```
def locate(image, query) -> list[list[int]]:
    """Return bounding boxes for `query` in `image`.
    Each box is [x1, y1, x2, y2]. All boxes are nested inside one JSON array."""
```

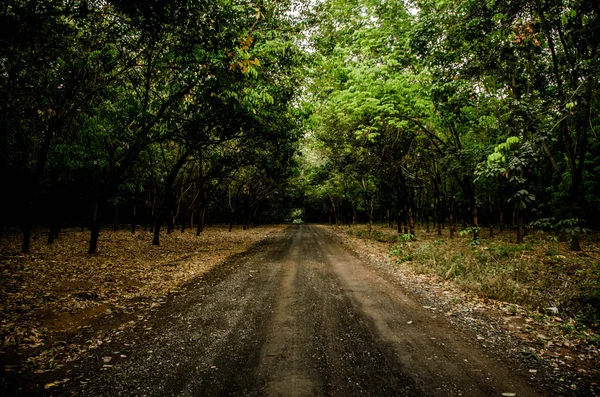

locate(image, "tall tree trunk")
[[408, 193, 415, 238], [154, 151, 189, 245], [149, 192, 156, 233], [436, 197, 442, 236], [516, 209, 524, 244], [88, 197, 101, 254], [196, 204, 205, 236], [229, 188, 241, 232], [329, 197, 338, 226], [470, 190, 479, 241], [398, 169, 414, 237], [448, 195, 456, 238], [131, 204, 137, 234], [153, 211, 161, 246], [21, 122, 57, 253]]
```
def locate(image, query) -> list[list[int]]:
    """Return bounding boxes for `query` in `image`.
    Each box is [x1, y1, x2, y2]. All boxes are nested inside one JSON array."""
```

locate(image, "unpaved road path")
[[65, 225, 541, 396]]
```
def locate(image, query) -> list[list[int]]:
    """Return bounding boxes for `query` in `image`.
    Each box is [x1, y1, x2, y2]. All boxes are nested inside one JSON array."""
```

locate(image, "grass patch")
[[338, 223, 600, 336]]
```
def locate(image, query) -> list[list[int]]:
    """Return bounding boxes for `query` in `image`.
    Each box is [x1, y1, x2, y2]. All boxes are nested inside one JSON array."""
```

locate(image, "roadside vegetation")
[[335, 223, 600, 345]]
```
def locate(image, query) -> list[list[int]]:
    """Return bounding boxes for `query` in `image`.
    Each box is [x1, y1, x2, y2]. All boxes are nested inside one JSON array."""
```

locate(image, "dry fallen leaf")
[[0, 226, 286, 374]]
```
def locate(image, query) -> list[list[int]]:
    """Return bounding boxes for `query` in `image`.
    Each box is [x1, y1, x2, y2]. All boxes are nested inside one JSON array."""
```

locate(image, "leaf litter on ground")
[[0, 225, 286, 376]]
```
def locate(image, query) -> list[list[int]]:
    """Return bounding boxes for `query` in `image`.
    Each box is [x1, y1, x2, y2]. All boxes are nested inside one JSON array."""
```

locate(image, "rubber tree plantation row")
[[2, 0, 599, 254], [1, 0, 310, 254], [300, 0, 600, 251]]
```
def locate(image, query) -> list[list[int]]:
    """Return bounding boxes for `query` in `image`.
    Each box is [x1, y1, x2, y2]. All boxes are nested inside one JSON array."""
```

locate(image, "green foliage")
[[529, 217, 591, 237], [460, 227, 481, 245], [389, 244, 412, 263], [486, 243, 531, 259], [302, 0, 599, 254], [2, 0, 600, 256], [1, 0, 311, 252]]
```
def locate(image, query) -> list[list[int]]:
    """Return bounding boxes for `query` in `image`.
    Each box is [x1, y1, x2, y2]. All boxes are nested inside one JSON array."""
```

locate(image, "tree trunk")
[[398, 170, 414, 237], [88, 198, 101, 254], [156, 151, 189, 244], [153, 212, 161, 246], [330, 197, 338, 226], [408, 204, 415, 238], [131, 204, 137, 234], [470, 196, 479, 241], [570, 197, 582, 251], [448, 195, 456, 238], [516, 209, 524, 244], [365, 198, 373, 234], [47, 202, 58, 244], [196, 205, 205, 236]]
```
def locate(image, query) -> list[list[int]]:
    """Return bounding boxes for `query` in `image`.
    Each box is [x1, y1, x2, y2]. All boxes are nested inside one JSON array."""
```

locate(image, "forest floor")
[[326, 223, 600, 394], [0, 225, 285, 388]]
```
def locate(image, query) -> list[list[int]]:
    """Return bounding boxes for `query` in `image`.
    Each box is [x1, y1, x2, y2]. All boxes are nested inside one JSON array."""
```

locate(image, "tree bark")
[[516, 209, 524, 244], [131, 204, 137, 234], [88, 198, 101, 254], [448, 195, 456, 238], [154, 151, 189, 245], [330, 197, 338, 226], [196, 204, 205, 236]]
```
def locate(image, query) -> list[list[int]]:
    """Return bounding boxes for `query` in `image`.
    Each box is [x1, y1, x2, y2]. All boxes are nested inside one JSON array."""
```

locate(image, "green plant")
[[389, 244, 412, 263], [443, 254, 466, 279], [400, 233, 414, 242], [545, 244, 559, 256], [460, 227, 481, 245], [529, 217, 591, 246], [487, 243, 531, 259], [556, 218, 591, 237]]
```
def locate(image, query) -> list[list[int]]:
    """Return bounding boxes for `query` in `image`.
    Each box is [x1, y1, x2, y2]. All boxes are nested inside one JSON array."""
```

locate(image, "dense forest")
[[1, 0, 599, 253]]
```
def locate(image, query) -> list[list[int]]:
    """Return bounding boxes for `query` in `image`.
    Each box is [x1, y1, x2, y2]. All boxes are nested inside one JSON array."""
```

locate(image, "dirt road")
[[66, 225, 540, 396]]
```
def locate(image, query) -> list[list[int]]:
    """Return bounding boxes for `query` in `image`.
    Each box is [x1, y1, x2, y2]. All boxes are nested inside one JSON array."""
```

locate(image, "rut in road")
[[77, 225, 540, 396]]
